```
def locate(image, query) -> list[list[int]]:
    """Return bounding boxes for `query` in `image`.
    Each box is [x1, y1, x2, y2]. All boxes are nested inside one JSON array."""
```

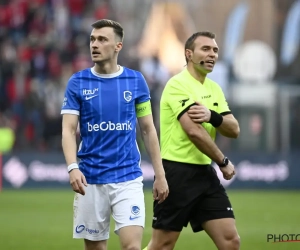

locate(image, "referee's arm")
[[217, 113, 240, 138], [179, 112, 225, 165], [187, 103, 239, 138]]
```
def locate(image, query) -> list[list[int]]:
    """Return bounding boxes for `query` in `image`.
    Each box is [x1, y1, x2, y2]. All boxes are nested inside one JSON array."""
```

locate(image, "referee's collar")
[[91, 65, 124, 78]]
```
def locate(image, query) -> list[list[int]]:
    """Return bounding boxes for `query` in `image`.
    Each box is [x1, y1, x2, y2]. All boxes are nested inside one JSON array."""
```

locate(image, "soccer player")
[[61, 19, 169, 250], [144, 32, 240, 250]]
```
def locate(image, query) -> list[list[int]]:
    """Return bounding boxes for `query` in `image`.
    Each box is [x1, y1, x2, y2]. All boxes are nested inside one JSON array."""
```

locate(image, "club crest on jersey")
[[124, 91, 132, 102]]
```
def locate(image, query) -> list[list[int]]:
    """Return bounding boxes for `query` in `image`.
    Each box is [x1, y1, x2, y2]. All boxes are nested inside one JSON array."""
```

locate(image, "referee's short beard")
[[195, 64, 212, 75]]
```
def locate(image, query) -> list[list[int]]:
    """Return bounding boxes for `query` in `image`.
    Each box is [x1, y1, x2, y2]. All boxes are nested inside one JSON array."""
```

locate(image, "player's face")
[[188, 36, 219, 73], [90, 27, 122, 63]]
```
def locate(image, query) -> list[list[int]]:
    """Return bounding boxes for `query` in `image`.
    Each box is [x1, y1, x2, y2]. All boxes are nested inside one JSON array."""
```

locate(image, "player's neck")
[[93, 62, 120, 75], [187, 64, 206, 84]]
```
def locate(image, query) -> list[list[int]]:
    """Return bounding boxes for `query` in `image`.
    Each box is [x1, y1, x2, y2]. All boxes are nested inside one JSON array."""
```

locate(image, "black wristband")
[[209, 110, 223, 127]]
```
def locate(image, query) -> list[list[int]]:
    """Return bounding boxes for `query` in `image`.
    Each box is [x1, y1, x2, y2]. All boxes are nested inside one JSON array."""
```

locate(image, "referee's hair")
[[91, 19, 124, 42], [184, 31, 216, 63]]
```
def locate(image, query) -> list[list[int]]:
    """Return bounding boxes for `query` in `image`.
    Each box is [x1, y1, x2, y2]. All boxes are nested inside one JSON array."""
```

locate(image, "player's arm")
[[136, 101, 169, 203], [137, 114, 165, 179], [62, 114, 78, 166], [62, 114, 87, 195], [135, 74, 166, 181], [61, 75, 87, 195], [179, 111, 225, 165]]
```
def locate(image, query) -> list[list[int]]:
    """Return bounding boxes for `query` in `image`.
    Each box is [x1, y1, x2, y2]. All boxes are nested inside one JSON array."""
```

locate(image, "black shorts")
[[152, 159, 235, 232]]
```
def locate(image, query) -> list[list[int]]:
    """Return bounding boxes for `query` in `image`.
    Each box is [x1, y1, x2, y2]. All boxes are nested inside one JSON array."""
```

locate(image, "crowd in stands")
[[0, 0, 170, 153], [2, 1, 299, 154]]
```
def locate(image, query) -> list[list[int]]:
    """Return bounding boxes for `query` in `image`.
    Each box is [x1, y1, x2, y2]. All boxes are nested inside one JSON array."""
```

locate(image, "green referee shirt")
[[160, 68, 231, 165]]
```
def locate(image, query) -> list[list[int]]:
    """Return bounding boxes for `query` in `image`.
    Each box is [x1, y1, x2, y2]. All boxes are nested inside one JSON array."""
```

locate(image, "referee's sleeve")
[[163, 82, 195, 120], [216, 86, 231, 115]]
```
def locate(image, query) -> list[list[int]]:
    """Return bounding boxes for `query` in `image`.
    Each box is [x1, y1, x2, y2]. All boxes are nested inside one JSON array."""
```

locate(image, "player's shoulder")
[[67, 68, 91, 83], [121, 66, 145, 79], [71, 68, 91, 79]]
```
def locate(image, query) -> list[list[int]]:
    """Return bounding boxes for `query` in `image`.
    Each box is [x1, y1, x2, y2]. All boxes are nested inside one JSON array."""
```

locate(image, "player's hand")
[[187, 101, 211, 123], [69, 169, 88, 195], [219, 161, 235, 180], [153, 176, 169, 204]]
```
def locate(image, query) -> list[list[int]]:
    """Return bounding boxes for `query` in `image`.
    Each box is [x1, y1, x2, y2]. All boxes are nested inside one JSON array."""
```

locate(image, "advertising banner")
[[0, 152, 298, 189]]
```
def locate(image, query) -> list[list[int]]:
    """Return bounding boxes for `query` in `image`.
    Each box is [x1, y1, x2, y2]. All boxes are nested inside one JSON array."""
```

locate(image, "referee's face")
[[192, 36, 219, 73], [90, 27, 122, 63]]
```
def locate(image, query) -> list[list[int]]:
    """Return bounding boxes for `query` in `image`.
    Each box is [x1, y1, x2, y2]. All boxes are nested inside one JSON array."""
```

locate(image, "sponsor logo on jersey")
[[87, 121, 133, 131], [83, 88, 99, 96]]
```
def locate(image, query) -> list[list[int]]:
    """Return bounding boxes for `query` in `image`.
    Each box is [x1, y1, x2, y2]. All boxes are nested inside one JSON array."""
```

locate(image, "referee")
[[145, 32, 240, 250]]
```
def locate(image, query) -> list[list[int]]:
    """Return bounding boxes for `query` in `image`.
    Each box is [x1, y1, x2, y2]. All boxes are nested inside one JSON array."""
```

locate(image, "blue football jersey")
[[61, 66, 150, 184]]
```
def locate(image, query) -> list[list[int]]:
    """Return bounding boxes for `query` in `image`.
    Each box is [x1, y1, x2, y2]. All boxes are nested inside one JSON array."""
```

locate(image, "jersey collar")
[[91, 66, 124, 78]]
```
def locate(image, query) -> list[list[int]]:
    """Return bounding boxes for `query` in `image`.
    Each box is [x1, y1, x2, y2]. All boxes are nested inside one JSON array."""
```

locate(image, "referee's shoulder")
[[165, 71, 184, 87], [206, 77, 223, 90]]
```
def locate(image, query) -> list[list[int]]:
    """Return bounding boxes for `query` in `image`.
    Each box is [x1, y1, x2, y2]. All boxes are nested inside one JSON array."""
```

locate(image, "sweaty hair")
[[184, 31, 216, 63], [91, 19, 124, 41]]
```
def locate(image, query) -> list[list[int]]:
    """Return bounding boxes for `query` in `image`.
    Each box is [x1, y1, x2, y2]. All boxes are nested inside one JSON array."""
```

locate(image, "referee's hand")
[[187, 101, 211, 123], [153, 176, 169, 204], [69, 169, 88, 195], [219, 161, 236, 180]]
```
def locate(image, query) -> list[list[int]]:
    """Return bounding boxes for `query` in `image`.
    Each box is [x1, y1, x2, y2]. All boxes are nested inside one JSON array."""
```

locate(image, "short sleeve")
[[61, 75, 80, 115], [216, 85, 231, 115], [162, 81, 196, 120], [135, 73, 151, 104]]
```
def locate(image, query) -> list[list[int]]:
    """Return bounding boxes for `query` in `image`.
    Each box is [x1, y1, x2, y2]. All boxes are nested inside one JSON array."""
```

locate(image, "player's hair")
[[91, 19, 124, 41], [184, 31, 216, 63]]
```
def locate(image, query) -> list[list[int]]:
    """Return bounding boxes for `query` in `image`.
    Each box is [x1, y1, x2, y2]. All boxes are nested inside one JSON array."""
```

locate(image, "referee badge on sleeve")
[[179, 98, 190, 107]]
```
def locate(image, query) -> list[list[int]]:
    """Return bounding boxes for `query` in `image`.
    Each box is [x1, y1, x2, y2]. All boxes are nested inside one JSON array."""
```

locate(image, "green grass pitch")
[[0, 189, 299, 250]]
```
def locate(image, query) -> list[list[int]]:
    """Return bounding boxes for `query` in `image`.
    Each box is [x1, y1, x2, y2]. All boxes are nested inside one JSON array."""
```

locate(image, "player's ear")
[[115, 42, 123, 52]]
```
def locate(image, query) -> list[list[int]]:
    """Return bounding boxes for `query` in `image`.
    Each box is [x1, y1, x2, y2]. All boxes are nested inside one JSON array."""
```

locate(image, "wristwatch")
[[218, 157, 229, 168]]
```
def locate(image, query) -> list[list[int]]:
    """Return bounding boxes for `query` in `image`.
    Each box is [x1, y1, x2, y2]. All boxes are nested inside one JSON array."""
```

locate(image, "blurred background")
[[0, 0, 300, 249]]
